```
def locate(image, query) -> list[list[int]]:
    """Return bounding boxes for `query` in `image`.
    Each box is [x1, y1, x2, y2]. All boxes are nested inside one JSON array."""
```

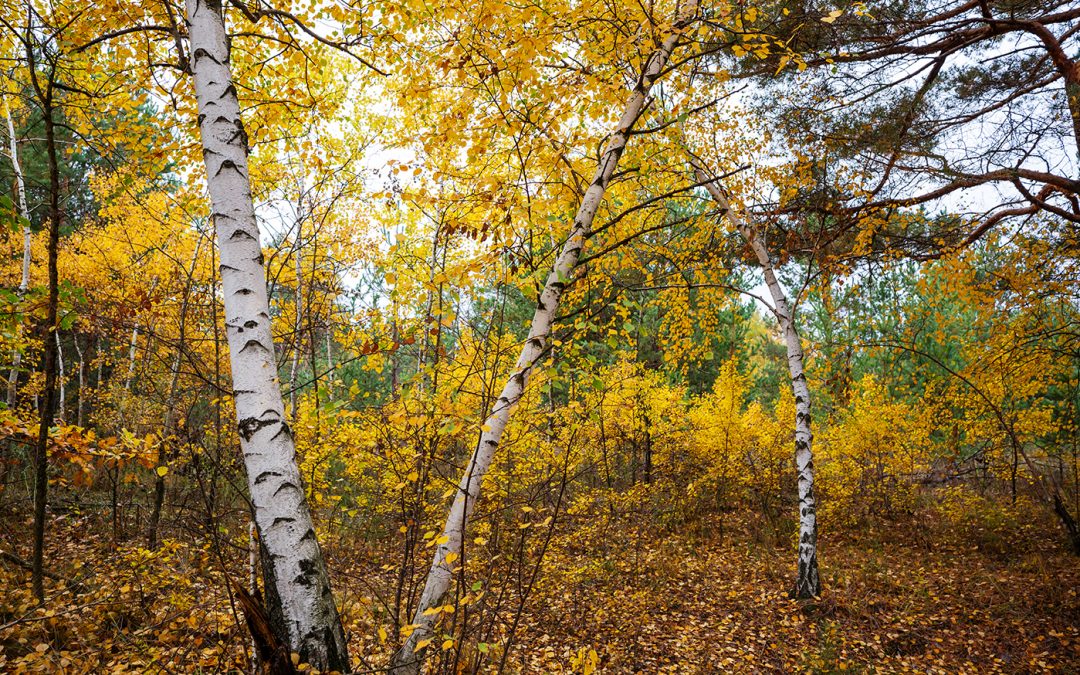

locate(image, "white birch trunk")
[[55, 331, 65, 423], [5, 94, 31, 408], [325, 327, 333, 401], [125, 324, 139, 393], [74, 334, 85, 427], [694, 165, 821, 598], [390, 5, 699, 670], [184, 1, 348, 668]]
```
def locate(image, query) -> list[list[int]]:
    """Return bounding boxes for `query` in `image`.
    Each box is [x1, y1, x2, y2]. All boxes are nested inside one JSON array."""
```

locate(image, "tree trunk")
[[55, 332, 65, 424], [148, 240, 201, 549], [184, 0, 348, 669], [4, 93, 31, 409], [29, 70, 61, 605], [124, 325, 138, 392], [390, 5, 699, 671], [694, 163, 821, 599], [74, 335, 86, 427]]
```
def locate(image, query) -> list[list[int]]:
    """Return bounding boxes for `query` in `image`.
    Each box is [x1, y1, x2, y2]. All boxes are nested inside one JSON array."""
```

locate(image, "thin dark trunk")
[[148, 240, 200, 549], [30, 59, 61, 604]]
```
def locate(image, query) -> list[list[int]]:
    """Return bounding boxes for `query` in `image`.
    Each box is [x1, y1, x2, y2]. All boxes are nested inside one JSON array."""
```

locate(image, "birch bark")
[[694, 164, 821, 599], [56, 332, 65, 423], [390, 4, 700, 671], [4, 94, 31, 408], [184, 0, 348, 668]]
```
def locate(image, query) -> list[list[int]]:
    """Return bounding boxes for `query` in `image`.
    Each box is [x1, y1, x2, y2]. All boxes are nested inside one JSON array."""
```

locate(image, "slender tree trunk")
[[29, 71, 61, 605], [148, 241, 201, 549], [55, 332, 65, 424], [125, 325, 138, 392], [74, 335, 86, 427], [694, 163, 821, 599], [324, 327, 333, 401], [390, 6, 699, 670], [4, 94, 31, 408], [185, 1, 348, 668]]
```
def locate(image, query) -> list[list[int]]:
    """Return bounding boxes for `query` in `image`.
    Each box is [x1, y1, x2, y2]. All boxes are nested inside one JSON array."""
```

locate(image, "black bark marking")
[[238, 416, 276, 441], [240, 339, 267, 354], [215, 159, 245, 177], [192, 47, 221, 65], [293, 558, 317, 586], [228, 121, 250, 150], [271, 422, 292, 442], [300, 528, 315, 542], [229, 228, 256, 241], [273, 482, 299, 497], [254, 470, 282, 485], [272, 517, 295, 527]]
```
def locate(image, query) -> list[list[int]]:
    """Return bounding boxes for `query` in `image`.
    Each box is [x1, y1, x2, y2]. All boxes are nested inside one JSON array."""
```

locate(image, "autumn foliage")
[[1, 0, 1079, 672]]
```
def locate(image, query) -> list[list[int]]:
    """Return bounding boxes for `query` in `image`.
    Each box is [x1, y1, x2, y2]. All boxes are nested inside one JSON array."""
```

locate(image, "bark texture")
[[694, 164, 821, 599], [184, 0, 348, 669], [390, 5, 700, 672]]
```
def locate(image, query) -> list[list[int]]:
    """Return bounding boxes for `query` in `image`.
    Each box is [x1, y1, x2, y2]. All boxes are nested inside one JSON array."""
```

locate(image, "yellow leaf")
[[156, 466, 168, 477], [378, 627, 388, 644], [441, 639, 454, 650], [414, 639, 432, 653]]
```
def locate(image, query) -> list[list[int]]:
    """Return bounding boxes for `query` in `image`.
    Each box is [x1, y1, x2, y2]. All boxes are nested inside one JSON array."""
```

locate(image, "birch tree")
[[3, 91, 31, 408], [391, 2, 701, 670], [693, 158, 821, 599], [184, 0, 348, 668]]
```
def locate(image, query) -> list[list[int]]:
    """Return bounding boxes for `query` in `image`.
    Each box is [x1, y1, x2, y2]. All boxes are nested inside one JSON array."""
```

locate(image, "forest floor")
[[1, 494, 1079, 673], [502, 509, 1080, 674]]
